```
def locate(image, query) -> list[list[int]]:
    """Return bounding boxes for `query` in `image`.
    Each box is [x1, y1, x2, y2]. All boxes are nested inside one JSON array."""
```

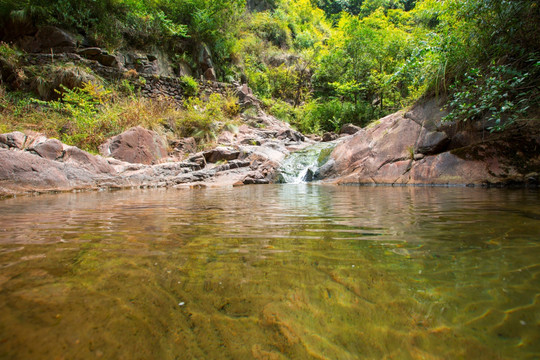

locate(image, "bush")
[[443, 64, 537, 131], [180, 75, 199, 97]]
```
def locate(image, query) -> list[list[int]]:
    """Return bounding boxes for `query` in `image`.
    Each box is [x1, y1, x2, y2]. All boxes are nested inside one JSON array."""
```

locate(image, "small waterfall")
[[277, 141, 336, 183]]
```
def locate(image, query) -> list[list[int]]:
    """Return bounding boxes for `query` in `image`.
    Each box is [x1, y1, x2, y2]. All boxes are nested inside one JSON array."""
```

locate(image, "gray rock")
[[416, 130, 450, 155], [177, 61, 192, 77], [277, 129, 305, 142], [313, 159, 335, 180], [340, 124, 361, 135], [198, 43, 214, 72]]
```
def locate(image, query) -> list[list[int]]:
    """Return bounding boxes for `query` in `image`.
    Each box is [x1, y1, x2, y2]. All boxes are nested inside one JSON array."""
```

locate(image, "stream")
[[0, 185, 539, 359], [277, 141, 337, 183]]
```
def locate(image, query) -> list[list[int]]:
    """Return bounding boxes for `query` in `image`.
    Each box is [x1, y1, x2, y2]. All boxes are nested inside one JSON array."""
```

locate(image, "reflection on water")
[[0, 185, 539, 359]]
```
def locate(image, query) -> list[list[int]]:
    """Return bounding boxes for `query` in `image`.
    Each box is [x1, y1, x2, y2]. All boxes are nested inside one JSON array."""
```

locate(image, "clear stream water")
[[0, 185, 539, 359]]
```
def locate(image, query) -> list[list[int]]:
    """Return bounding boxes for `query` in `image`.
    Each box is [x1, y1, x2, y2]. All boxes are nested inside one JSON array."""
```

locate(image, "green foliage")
[[443, 64, 536, 131], [49, 82, 111, 149], [177, 93, 240, 143], [2, 0, 538, 142], [250, 12, 292, 48], [180, 75, 199, 97], [0, 42, 22, 66]]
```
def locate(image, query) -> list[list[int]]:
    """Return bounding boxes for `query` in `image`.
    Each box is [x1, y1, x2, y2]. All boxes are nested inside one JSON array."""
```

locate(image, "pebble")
[[178, 302, 185, 306]]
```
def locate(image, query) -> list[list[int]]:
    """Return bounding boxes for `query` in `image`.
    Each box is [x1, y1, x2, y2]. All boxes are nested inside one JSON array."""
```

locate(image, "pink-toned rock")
[[325, 106, 540, 186], [330, 112, 420, 178], [23, 133, 48, 149], [100, 127, 168, 165], [217, 131, 235, 145], [170, 137, 197, 154], [61, 146, 115, 174], [0, 131, 26, 149], [0, 149, 70, 192], [30, 139, 64, 160], [203, 147, 240, 163]]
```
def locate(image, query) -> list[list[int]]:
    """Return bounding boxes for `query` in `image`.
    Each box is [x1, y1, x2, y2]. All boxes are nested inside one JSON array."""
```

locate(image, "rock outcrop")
[[17, 26, 77, 53], [320, 103, 540, 186]]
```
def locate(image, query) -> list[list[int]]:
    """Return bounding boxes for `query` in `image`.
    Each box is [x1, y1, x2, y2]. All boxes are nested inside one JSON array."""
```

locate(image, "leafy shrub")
[[443, 64, 537, 131], [180, 75, 199, 97]]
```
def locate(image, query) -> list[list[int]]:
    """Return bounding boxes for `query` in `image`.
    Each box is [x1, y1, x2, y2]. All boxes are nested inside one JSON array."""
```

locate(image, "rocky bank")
[[0, 111, 310, 197], [2, 98, 539, 197], [318, 99, 540, 186]]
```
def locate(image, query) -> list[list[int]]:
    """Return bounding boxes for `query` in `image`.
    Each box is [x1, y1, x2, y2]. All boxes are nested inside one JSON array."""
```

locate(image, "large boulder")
[[0, 149, 71, 192], [322, 104, 540, 186], [100, 127, 168, 165], [18, 26, 77, 53], [328, 112, 421, 179]]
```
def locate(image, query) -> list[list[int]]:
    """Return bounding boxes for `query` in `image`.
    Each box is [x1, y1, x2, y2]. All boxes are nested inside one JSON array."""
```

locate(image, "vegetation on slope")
[[0, 0, 538, 150]]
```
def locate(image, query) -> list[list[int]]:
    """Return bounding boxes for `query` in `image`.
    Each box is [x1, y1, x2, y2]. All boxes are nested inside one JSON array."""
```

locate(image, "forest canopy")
[[0, 0, 538, 134]]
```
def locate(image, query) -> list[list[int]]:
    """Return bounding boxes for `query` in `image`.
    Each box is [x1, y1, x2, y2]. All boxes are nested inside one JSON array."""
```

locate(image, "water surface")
[[0, 185, 539, 359]]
